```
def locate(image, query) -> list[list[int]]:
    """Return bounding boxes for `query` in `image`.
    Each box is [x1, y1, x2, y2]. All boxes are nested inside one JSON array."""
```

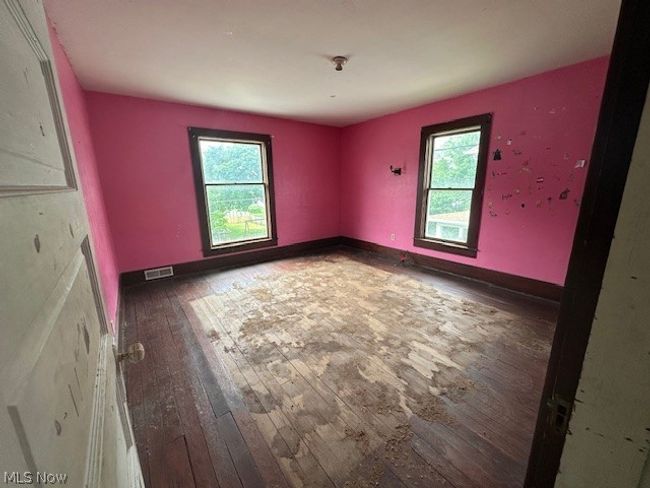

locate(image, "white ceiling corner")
[[44, 0, 621, 127]]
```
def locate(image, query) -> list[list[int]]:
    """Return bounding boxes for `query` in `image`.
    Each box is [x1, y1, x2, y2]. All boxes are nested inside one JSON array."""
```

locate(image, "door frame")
[[524, 0, 650, 485]]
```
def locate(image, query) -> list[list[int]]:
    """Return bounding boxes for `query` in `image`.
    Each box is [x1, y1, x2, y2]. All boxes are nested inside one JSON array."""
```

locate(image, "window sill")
[[203, 237, 278, 257], [413, 237, 477, 258]]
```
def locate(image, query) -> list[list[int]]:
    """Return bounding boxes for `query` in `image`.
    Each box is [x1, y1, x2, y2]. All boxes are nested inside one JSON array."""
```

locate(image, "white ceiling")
[[44, 0, 620, 127]]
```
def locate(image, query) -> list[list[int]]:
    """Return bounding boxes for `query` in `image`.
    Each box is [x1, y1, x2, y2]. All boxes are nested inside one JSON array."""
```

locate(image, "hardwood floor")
[[123, 249, 557, 488]]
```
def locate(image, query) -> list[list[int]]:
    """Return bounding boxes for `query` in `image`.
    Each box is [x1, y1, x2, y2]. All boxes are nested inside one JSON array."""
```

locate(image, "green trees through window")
[[425, 130, 481, 243], [199, 139, 270, 246], [415, 113, 491, 256]]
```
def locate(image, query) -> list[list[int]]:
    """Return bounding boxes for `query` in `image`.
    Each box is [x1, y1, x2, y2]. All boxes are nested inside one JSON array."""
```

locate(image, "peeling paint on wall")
[[339, 57, 609, 285]]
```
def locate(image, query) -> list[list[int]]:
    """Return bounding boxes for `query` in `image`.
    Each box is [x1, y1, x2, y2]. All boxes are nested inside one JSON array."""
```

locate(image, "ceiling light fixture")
[[332, 56, 348, 72]]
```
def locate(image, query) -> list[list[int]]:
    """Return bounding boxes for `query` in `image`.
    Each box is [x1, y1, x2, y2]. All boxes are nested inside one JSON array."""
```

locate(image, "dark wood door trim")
[[524, 0, 650, 485]]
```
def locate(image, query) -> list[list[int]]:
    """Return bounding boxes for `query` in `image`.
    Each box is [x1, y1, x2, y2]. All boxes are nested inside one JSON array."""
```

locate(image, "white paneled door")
[[0, 1, 142, 486]]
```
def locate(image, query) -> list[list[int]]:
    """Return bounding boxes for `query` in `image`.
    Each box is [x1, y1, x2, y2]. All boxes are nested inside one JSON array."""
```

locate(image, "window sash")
[[413, 113, 492, 257], [424, 188, 474, 245], [427, 131, 481, 190], [204, 182, 271, 247], [424, 129, 480, 245], [189, 127, 277, 256], [198, 139, 267, 185]]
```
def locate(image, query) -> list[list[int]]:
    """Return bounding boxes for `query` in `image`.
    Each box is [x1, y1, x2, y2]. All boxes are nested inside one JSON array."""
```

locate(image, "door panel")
[[0, 0, 75, 192], [0, 1, 142, 486], [3, 252, 100, 483], [0, 192, 89, 372]]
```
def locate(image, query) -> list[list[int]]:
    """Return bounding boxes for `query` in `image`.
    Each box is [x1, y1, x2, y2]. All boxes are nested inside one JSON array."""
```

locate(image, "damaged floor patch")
[[189, 253, 554, 487]]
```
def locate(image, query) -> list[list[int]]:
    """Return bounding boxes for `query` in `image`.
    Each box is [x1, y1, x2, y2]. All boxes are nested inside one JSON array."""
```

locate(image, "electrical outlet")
[[390, 233, 396, 241]]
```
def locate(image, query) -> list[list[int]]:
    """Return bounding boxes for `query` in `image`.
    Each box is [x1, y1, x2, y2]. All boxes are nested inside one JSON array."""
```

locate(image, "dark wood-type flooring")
[[123, 249, 558, 488]]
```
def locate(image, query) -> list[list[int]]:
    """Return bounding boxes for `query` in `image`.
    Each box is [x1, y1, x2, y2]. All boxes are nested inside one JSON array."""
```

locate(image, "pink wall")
[[340, 58, 609, 285], [49, 25, 120, 328], [79, 57, 607, 287], [84, 93, 341, 273]]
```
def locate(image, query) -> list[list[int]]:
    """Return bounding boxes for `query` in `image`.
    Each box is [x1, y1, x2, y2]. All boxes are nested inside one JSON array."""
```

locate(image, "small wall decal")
[[575, 159, 587, 168], [493, 149, 502, 160], [559, 188, 570, 200]]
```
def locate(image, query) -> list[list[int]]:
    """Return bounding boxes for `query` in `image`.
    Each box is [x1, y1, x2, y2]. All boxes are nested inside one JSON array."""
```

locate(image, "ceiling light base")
[[332, 56, 348, 71]]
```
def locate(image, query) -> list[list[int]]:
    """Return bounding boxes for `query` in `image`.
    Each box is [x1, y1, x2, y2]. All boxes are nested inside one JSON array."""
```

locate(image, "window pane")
[[425, 190, 473, 243], [200, 140, 263, 183], [206, 184, 268, 245], [430, 130, 480, 189]]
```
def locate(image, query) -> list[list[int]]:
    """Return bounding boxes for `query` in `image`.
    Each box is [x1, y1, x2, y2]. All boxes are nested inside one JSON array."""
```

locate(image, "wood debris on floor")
[[124, 251, 556, 488]]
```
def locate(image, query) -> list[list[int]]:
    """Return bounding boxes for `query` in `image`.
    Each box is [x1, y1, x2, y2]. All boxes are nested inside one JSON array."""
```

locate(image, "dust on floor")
[[190, 254, 552, 487]]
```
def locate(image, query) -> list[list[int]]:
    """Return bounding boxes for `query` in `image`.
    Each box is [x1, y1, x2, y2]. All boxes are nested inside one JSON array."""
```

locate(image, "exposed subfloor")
[[123, 249, 557, 488]]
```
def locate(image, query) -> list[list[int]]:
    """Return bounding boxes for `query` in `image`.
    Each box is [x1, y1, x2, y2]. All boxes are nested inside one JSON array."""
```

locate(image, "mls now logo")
[[4, 471, 68, 484]]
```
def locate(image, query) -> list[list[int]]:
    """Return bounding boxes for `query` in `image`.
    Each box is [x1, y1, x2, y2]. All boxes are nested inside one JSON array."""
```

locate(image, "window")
[[414, 114, 492, 257], [189, 127, 277, 255]]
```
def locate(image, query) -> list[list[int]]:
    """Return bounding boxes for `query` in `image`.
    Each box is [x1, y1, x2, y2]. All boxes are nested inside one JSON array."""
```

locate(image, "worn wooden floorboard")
[[207, 306, 335, 487], [125, 290, 150, 486], [124, 250, 556, 487], [169, 290, 243, 488], [177, 281, 291, 488], [154, 287, 218, 488], [203, 291, 449, 488]]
